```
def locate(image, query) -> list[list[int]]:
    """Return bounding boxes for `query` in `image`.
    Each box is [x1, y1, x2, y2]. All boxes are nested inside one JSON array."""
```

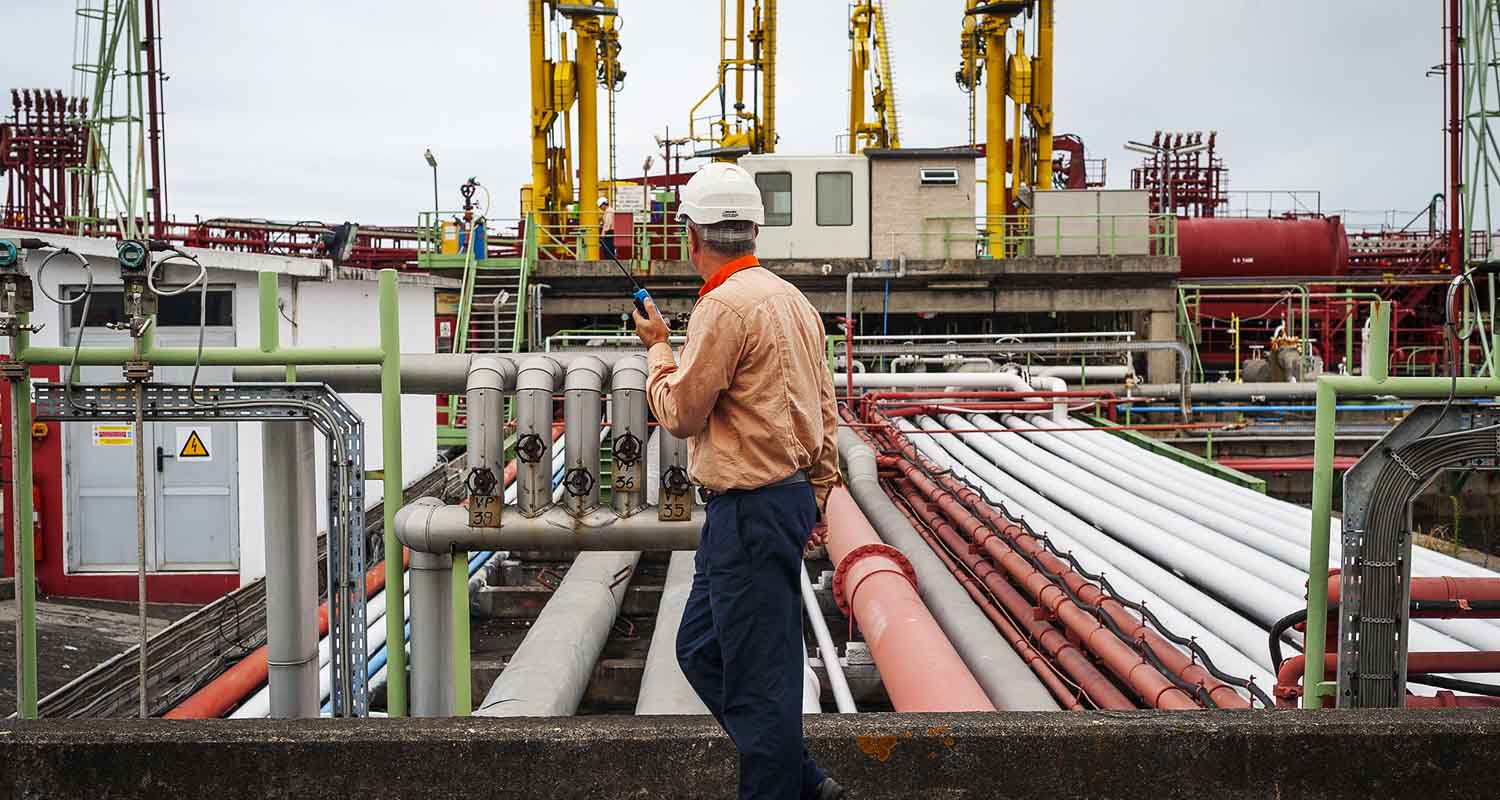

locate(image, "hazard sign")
[[92, 424, 133, 447], [175, 427, 212, 461]]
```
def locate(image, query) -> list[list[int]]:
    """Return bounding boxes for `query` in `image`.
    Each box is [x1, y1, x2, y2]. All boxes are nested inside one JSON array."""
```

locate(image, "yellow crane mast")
[[688, 0, 778, 159], [528, 0, 624, 259], [956, 0, 1054, 257], [848, 0, 902, 152]]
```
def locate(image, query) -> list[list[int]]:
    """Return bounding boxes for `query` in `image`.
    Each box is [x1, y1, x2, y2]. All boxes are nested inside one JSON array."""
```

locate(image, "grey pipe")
[[562, 357, 609, 521], [410, 546, 455, 717], [845, 261, 906, 330], [262, 421, 320, 718], [465, 357, 511, 481], [657, 426, 693, 521], [610, 355, 649, 517], [516, 356, 562, 517], [635, 551, 710, 715], [837, 429, 1060, 711], [395, 501, 703, 553], [1131, 381, 1318, 401], [476, 550, 642, 717], [233, 352, 647, 393]]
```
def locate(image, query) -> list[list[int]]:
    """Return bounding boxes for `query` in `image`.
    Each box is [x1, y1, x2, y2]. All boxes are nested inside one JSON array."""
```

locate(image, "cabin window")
[[919, 168, 960, 187], [815, 172, 854, 227], [755, 172, 793, 227]]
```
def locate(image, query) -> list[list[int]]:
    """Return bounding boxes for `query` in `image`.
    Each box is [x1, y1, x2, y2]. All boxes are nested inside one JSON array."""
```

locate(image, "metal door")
[[64, 298, 240, 573]]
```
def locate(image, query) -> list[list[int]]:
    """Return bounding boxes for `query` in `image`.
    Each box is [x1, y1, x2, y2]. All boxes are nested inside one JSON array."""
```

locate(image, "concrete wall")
[[3, 711, 1495, 799], [13, 245, 435, 588], [870, 156, 978, 262]]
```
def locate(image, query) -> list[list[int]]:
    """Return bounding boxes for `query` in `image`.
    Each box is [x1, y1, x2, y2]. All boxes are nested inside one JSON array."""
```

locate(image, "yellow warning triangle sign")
[[179, 430, 210, 458]]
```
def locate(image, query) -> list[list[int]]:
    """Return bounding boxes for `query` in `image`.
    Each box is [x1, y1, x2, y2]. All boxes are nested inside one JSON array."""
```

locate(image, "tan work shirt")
[[647, 265, 841, 511]]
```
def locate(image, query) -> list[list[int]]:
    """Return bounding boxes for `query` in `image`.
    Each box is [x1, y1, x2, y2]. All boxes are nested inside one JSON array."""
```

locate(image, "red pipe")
[[1275, 652, 1500, 708], [1215, 457, 1358, 472], [1327, 575, 1500, 617], [893, 479, 1136, 710], [879, 424, 1250, 708], [884, 487, 1086, 710], [823, 487, 995, 712]]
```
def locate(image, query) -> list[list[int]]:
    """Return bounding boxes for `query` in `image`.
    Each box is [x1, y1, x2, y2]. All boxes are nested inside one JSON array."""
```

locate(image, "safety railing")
[[1219, 190, 1323, 219], [916, 213, 1178, 260]]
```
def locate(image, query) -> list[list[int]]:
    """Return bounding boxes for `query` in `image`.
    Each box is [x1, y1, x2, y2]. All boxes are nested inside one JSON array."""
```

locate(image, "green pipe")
[[452, 550, 471, 715], [1344, 290, 1355, 374], [259, 272, 279, 354], [1301, 302, 1500, 708], [16, 345, 383, 367], [9, 340, 37, 718], [378, 269, 407, 717]]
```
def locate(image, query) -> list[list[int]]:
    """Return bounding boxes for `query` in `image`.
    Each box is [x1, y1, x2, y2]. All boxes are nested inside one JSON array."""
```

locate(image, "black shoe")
[[816, 777, 846, 799]]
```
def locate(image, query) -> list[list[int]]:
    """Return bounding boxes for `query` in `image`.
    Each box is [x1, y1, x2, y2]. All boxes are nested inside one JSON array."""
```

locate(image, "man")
[[632, 162, 845, 800], [598, 196, 618, 259]]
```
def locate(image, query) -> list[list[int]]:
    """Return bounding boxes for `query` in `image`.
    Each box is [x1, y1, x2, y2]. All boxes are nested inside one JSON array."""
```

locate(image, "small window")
[[64, 287, 235, 329], [755, 172, 793, 227], [919, 168, 960, 187], [815, 172, 854, 227]]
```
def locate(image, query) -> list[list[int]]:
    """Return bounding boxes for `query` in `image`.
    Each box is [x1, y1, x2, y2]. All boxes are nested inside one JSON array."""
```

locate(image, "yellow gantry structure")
[[688, 0, 778, 158], [957, 0, 1054, 257], [848, 0, 902, 152], [528, 0, 624, 259]]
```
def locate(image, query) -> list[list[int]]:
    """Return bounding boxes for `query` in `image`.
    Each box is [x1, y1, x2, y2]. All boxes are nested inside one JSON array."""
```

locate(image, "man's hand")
[[632, 297, 670, 348], [805, 521, 828, 558]]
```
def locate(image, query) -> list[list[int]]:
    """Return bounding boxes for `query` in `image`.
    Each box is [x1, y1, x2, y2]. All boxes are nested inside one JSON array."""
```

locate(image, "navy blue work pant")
[[677, 482, 826, 800]]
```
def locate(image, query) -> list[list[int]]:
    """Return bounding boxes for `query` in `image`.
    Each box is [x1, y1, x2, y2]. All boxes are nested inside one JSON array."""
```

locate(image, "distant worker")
[[633, 162, 844, 800], [598, 195, 617, 259]]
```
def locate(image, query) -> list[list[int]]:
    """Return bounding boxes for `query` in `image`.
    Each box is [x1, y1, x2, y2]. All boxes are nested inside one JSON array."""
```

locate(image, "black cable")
[[1268, 606, 1308, 670], [1408, 673, 1500, 697]]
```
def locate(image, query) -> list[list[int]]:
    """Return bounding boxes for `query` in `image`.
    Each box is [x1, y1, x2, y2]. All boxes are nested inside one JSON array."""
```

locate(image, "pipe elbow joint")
[[516, 356, 563, 392], [467, 355, 516, 392], [393, 497, 450, 553], [564, 355, 611, 393]]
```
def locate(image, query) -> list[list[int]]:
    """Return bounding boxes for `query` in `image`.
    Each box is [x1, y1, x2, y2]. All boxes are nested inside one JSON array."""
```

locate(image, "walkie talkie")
[[610, 255, 652, 317]]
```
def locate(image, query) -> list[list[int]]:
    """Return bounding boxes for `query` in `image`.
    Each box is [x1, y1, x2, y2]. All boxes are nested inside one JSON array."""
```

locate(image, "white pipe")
[[635, 551, 711, 715], [262, 421, 319, 718], [800, 563, 857, 714], [1028, 376, 1069, 422], [475, 550, 642, 717], [833, 372, 1034, 389], [802, 661, 822, 714], [901, 417, 1274, 686], [958, 412, 1310, 619], [1030, 365, 1132, 381]]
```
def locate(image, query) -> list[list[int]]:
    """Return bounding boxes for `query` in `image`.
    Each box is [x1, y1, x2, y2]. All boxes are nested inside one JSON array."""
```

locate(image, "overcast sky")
[[4, 1, 1443, 230]]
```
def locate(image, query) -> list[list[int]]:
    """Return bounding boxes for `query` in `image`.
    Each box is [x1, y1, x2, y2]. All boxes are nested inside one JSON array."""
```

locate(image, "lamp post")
[[424, 149, 439, 244]]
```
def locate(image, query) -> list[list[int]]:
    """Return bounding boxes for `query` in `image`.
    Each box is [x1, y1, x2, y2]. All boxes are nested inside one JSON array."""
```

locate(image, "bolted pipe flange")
[[612, 432, 643, 466], [515, 433, 546, 464], [466, 466, 498, 498], [661, 465, 692, 494], [563, 466, 596, 498], [830, 542, 918, 618]]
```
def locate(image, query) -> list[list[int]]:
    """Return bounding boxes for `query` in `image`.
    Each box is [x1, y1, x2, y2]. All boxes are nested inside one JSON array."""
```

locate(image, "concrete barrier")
[[1, 710, 1494, 798]]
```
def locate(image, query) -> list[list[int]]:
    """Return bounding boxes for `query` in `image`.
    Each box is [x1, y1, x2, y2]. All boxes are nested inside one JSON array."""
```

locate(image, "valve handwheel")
[[516, 433, 546, 464], [466, 466, 498, 497]]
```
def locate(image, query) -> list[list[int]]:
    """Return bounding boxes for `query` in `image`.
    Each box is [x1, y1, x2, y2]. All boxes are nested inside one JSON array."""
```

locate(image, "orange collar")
[[698, 255, 761, 299]]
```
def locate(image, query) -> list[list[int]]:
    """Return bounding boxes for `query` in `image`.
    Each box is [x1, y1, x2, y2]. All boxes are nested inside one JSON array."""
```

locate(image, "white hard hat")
[[598, 196, 610, 207], [676, 162, 765, 226]]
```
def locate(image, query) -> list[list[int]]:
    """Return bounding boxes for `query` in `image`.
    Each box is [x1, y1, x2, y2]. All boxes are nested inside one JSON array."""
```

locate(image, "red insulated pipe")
[[1275, 652, 1500, 708], [1327, 575, 1500, 617], [884, 430, 1250, 708], [884, 487, 1086, 710], [893, 479, 1136, 710], [823, 487, 995, 712], [1406, 693, 1500, 708]]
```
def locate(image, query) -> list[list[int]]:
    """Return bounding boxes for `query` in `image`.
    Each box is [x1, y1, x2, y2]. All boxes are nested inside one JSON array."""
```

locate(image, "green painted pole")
[[10, 320, 37, 717], [259, 272, 278, 354], [1344, 290, 1355, 374], [378, 270, 407, 717], [17, 345, 383, 367], [1303, 378, 1338, 709], [453, 551, 471, 715]]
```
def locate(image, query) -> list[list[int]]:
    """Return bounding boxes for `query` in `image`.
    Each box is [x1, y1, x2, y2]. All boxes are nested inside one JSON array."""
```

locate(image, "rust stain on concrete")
[[856, 734, 900, 763]]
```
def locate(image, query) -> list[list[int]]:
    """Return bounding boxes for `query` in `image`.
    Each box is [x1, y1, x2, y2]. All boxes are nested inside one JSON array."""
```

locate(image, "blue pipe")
[[329, 466, 567, 714]]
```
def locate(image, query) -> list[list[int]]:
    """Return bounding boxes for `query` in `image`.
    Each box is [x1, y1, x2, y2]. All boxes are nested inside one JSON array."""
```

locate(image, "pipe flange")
[[661, 465, 692, 494], [830, 542, 918, 617], [466, 466, 498, 498], [516, 433, 547, 464], [563, 466, 596, 497], [612, 432, 643, 466]]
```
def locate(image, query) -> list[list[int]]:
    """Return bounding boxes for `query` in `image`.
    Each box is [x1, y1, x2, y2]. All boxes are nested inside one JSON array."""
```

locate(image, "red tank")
[[1177, 216, 1349, 278]]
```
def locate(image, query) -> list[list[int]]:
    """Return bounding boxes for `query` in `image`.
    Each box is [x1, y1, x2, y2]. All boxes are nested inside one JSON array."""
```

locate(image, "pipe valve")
[[516, 433, 547, 464], [467, 466, 501, 529]]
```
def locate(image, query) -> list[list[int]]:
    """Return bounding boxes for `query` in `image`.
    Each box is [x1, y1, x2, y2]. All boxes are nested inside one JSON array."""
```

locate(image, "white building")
[[0, 229, 444, 602]]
